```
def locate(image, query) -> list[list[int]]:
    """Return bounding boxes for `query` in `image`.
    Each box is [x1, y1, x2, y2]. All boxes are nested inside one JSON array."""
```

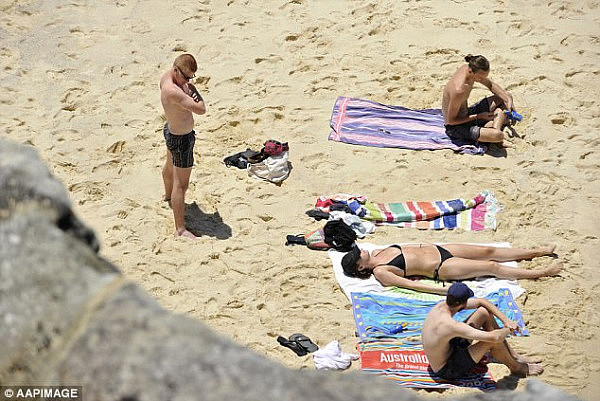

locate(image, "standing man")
[[422, 282, 543, 380], [442, 54, 514, 147], [160, 54, 206, 239]]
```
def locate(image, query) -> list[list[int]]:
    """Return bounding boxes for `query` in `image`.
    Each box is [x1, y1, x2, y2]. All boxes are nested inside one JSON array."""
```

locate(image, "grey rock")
[[0, 215, 119, 384], [0, 141, 99, 251]]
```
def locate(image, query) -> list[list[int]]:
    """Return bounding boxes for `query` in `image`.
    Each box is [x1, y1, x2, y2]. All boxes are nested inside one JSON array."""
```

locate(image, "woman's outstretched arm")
[[374, 266, 448, 295]]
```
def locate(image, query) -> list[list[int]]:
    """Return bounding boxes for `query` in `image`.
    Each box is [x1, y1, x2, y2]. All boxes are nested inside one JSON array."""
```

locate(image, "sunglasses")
[[176, 66, 195, 81]]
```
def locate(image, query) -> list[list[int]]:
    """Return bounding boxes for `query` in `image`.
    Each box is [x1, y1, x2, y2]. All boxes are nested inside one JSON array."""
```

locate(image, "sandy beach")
[[1, 0, 599, 399]]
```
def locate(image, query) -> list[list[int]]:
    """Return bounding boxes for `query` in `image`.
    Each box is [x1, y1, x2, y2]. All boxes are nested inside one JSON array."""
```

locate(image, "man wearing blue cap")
[[422, 282, 543, 380]]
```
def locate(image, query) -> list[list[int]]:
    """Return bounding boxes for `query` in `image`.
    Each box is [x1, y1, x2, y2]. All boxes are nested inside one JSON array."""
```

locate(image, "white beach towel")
[[329, 242, 525, 300]]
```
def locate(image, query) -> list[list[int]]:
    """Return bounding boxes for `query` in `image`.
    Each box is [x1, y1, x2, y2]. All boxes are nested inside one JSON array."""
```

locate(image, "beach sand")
[[1, 0, 599, 399]]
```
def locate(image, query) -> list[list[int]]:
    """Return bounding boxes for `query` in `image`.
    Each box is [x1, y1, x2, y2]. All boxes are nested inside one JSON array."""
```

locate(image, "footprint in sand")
[[254, 54, 284, 64], [91, 159, 121, 174], [68, 181, 106, 203], [549, 112, 573, 126], [106, 140, 126, 153], [301, 152, 340, 170], [60, 87, 88, 112]]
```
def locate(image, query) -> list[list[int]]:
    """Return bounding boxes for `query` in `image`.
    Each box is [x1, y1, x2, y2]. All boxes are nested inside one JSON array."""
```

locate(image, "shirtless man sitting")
[[422, 282, 544, 380], [442, 54, 514, 147]]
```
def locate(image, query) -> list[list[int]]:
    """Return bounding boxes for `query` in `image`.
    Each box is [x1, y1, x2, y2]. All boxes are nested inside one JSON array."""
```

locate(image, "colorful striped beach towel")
[[358, 341, 497, 391], [328, 96, 487, 155], [363, 191, 501, 231], [351, 290, 528, 341]]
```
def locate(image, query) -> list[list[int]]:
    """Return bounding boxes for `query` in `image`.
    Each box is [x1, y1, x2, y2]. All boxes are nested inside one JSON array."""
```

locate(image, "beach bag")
[[247, 151, 290, 183], [304, 228, 329, 250], [323, 220, 356, 252], [223, 149, 262, 169]]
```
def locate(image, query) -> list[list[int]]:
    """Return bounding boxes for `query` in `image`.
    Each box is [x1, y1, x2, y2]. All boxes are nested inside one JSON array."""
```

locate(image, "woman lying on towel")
[[341, 243, 562, 295]]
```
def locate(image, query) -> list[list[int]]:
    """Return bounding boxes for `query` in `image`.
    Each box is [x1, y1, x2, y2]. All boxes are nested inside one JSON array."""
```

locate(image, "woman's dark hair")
[[341, 246, 372, 279], [464, 54, 489, 72]]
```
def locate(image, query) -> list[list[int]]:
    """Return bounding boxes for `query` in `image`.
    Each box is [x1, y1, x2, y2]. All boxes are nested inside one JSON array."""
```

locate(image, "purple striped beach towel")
[[329, 96, 487, 155]]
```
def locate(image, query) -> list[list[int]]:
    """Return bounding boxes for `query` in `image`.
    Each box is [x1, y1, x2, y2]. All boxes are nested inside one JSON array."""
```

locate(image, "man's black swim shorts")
[[163, 123, 195, 168], [434, 337, 477, 380], [445, 97, 491, 141]]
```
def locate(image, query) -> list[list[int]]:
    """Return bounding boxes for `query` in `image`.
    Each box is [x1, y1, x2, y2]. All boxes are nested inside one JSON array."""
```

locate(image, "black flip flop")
[[289, 333, 319, 353], [277, 336, 307, 356], [285, 234, 307, 246]]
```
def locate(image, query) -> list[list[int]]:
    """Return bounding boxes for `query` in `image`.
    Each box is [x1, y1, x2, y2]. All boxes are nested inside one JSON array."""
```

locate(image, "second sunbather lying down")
[[341, 243, 562, 295]]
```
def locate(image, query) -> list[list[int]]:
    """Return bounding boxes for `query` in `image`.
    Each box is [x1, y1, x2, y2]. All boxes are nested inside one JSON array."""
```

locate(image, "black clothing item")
[[223, 148, 261, 169], [434, 337, 476, 380], [385, 244, 407, 275], [433, 245, 454, 282], [444, 97, 491, 141], [323, 220, 357, 252], [164, 123, 195, 168], [381, 244, 454, 281], [305, 209, 331, 221]]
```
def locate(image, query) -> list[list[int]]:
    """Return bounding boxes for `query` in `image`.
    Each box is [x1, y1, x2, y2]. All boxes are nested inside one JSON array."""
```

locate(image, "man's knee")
[[488, 95, 505, 110], [493, 129, 504, 140], [174, 182, 189, 193], [468, 307, 491, 328]]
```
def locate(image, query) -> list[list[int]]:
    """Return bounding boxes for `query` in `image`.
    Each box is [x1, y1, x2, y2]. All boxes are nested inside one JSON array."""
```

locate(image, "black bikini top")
[[381, 244, 406, 275]]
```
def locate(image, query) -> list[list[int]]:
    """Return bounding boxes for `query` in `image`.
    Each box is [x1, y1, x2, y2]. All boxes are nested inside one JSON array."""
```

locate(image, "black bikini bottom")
[[433, 245, 454, 282]]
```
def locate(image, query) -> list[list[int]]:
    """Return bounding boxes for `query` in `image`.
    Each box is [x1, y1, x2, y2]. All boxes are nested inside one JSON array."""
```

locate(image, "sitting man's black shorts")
[[434, 337, 477, 380], [163, 123, 196, 168], [444, 97, 491, 141]]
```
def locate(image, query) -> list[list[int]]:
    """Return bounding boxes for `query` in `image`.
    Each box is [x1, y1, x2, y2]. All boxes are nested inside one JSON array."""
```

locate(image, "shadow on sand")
[[184, 201, 232, 239], [485, 125, 523, 158], [495, 374, 520, 390]]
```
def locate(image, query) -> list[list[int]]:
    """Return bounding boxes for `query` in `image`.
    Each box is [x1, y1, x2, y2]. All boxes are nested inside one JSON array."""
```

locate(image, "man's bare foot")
[[511, 362, 544, 378], [163, 197, 172, 208], [543, 261, 563, 277], [526, 363, 544, 376], [175, 229, 198, 239]]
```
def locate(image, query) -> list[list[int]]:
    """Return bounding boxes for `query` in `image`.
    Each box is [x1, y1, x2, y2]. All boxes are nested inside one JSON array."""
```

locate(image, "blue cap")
[[447, 282, 474, 301]]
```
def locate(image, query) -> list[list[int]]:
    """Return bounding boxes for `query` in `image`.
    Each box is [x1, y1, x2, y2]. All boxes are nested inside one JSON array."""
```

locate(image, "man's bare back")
[[422, 302, 459, 371], [442, 65, 474, 125]]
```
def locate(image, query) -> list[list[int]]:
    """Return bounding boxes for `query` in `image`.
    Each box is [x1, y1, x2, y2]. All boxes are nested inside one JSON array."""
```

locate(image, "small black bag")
[[223, 148, 261, 169], [323, 220, 357, 252]]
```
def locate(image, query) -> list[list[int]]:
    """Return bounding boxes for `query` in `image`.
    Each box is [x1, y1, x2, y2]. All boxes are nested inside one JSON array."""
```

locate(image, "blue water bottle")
[[504, 110, 523, 122]]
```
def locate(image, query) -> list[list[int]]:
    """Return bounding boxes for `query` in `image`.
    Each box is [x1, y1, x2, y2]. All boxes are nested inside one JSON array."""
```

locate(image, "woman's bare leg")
[[437, 257, 562, 280], [442, 244, 556, 262]]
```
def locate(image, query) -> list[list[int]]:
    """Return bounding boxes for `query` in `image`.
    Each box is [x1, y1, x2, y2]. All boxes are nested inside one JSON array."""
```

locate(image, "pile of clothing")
[[223, 140, 290, 183]]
